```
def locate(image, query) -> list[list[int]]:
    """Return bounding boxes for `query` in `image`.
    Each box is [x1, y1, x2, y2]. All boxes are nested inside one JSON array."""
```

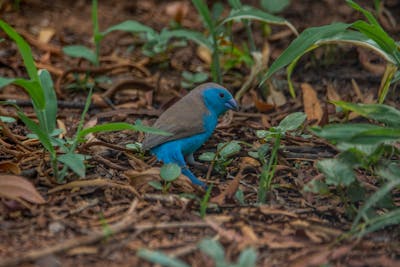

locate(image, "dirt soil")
[[0, 0, 399, 266]]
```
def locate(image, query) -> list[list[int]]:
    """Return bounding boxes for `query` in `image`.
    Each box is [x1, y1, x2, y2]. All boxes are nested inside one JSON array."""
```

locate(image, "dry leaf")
[[301, 83, 323, 125], [165, 1, 189, 23], [211, 170, 243, 205], [326, 83, 341, 102], [197, 45, 212, 64], [0, 174, 46, 204], [0, 161, 21, 175], [267, 85, 287, 107], [38, 27, 55, 44]]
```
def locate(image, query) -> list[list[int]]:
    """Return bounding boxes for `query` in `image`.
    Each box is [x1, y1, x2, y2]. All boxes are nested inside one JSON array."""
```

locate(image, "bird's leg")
[[185, 153, 203, 167], [182, 166, 207, 188]]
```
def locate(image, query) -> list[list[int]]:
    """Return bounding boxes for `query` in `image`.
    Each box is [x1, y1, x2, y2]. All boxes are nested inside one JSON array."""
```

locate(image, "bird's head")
[[202, 85, 239, 116]]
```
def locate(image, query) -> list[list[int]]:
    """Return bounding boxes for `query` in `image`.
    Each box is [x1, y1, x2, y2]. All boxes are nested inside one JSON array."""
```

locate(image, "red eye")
[[219, 93, 224, 98]]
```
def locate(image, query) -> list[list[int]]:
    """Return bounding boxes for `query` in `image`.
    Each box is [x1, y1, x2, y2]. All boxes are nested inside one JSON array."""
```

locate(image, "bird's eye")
[[219, 93, 224, 98]]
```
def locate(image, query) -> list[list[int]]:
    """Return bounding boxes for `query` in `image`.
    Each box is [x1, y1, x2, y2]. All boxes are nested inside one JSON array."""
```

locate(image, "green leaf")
[[0, 20, 38, 80], [0, 116, 16, 123], [349, 127, 400, 144], [160, 163, 181, 182], [137, 249, 189, 267], [101, 20, 156, 37], [77, 122, 171, 141], [277, 112, 306, 133], [220, 6, 296, 35], [260, 0, 290, 13], [165, 29, 213, 50], [63, 45, 97, 64], [260, 22, 350, 83], [303, 179, 329, 194], [58, 153, 86, 177], [333, 101, 400, 127], [38, 69, 57, 134], [218, 141, 241, 158], [18, 111, 55, 157], [199, 152, 216, 161], [0, 77, 15, 88], [359, 209, 400, 236], [317, 158, 355, 186], [310, 123, 383, 143], [198, 239, 226, 266], [148, 181, 163, 190], [235, 247, 257, 267]]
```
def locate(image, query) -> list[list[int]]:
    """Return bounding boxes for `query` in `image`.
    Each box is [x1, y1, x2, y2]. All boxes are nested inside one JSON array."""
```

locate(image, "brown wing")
[[142, 83, 224, 150]]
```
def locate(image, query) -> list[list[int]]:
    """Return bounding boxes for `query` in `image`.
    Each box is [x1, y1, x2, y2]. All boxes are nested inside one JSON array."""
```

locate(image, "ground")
[[0, 0, 399, 266]]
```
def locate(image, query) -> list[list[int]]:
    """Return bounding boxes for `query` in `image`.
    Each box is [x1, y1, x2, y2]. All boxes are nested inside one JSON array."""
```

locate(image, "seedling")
[[256, 112, 306, 203], [199, 140, 241, 175], [181, 71, 209, 89], [149, 163, 181, 193], [200, 184, 213, 218], [309, 102, 400, 236]]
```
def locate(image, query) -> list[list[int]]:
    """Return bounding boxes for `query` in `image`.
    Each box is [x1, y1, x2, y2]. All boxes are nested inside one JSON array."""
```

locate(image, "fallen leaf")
[[211, 169, 243, 205], [197, 45, 212, 65], [0, 174, 46, 204], [326, 83, 341, 102], [301, 83, 323, 125], [38, 27, 55, 44], [0, 161, 21, 175], [165, 1, 189, 23], [267, 85, 287, 107]]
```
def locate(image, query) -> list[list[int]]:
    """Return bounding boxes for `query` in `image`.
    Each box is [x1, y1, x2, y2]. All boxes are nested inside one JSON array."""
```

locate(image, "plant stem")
[[211, 31, 221, 83]]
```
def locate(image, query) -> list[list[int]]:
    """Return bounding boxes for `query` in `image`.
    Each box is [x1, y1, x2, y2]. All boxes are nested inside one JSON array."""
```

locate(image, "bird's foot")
[[182, 167, 207, 189]]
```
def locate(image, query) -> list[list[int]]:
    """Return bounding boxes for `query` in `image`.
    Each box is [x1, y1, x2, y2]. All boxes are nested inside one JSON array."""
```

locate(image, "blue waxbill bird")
[[142, 83, 239, 187]]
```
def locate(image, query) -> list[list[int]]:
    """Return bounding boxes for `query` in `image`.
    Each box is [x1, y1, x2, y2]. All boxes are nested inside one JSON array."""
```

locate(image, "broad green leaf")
[[303, 179, 329, 195], [137, 249, 189, 267], [220, 6, 297, 35], [38, 69, 57, 134], [260, 22, 350, 83], [199, 152, 216, 161], [235, 247, 257, 267], [0, 20, 38, 80], [310, 123, 382, 143], [277, 112, 306, 133], [148, 181, 163, 190], [377, 163, 400, 182], [160, 163, 181, 182], [77, 122, 171, 141], [317, 158, 355, 186], [261, 0, 290, 14], [346, 0, 379, 26], [58, 153, 86, 177], [349, 128, 400, 144], [333, 101, 400, 127], [13, 79, 45, 110], [18, 111, 55, 156], [218, 141, 241, 158], [198, 239, 226, 266], [63, 45, 97, 64], [101, 20, 156, 38], [359, 209, 400, 236]]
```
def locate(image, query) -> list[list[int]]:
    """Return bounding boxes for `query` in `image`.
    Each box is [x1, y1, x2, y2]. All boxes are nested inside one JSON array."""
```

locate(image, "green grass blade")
[[219, 6, 297, 35], [346, 0, 380, 26], [349, 127, 400, 144], [18, 110, 55, 156], [101, 20, 157, 37], [0, 77, 15, 88], [77, 122, 171, 141], [13, 79, 45, 109], [192, 0, 214, 31], [310, 123, 382, 143], [260, 22, 350, 84], [63, 45, 98, 65], [38, 69, 57, 134], [359, 209, 400, 237], [0, 20, 38, 80], [162, 29, 213, 50]]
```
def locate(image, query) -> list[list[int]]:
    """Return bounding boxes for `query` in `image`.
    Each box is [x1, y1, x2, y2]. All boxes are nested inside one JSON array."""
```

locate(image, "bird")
[[142, 83, 239, 188]]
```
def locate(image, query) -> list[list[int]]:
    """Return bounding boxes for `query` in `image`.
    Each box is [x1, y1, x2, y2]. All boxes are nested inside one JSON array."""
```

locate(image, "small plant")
[[138, 238, 257, 267], [199, 140, 241, 175], [149, 163, 181, 193], [200, 184, 213, 218], [0, 20, 171, 182], [181, 71, 209, 89], [256, 112, 306, 203], [261, 0, 400, 102], [309, 102, 400, 236]]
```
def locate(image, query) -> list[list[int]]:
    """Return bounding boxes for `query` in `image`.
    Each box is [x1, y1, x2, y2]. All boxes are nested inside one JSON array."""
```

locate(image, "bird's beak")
[[225, 98, 239, 111]]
